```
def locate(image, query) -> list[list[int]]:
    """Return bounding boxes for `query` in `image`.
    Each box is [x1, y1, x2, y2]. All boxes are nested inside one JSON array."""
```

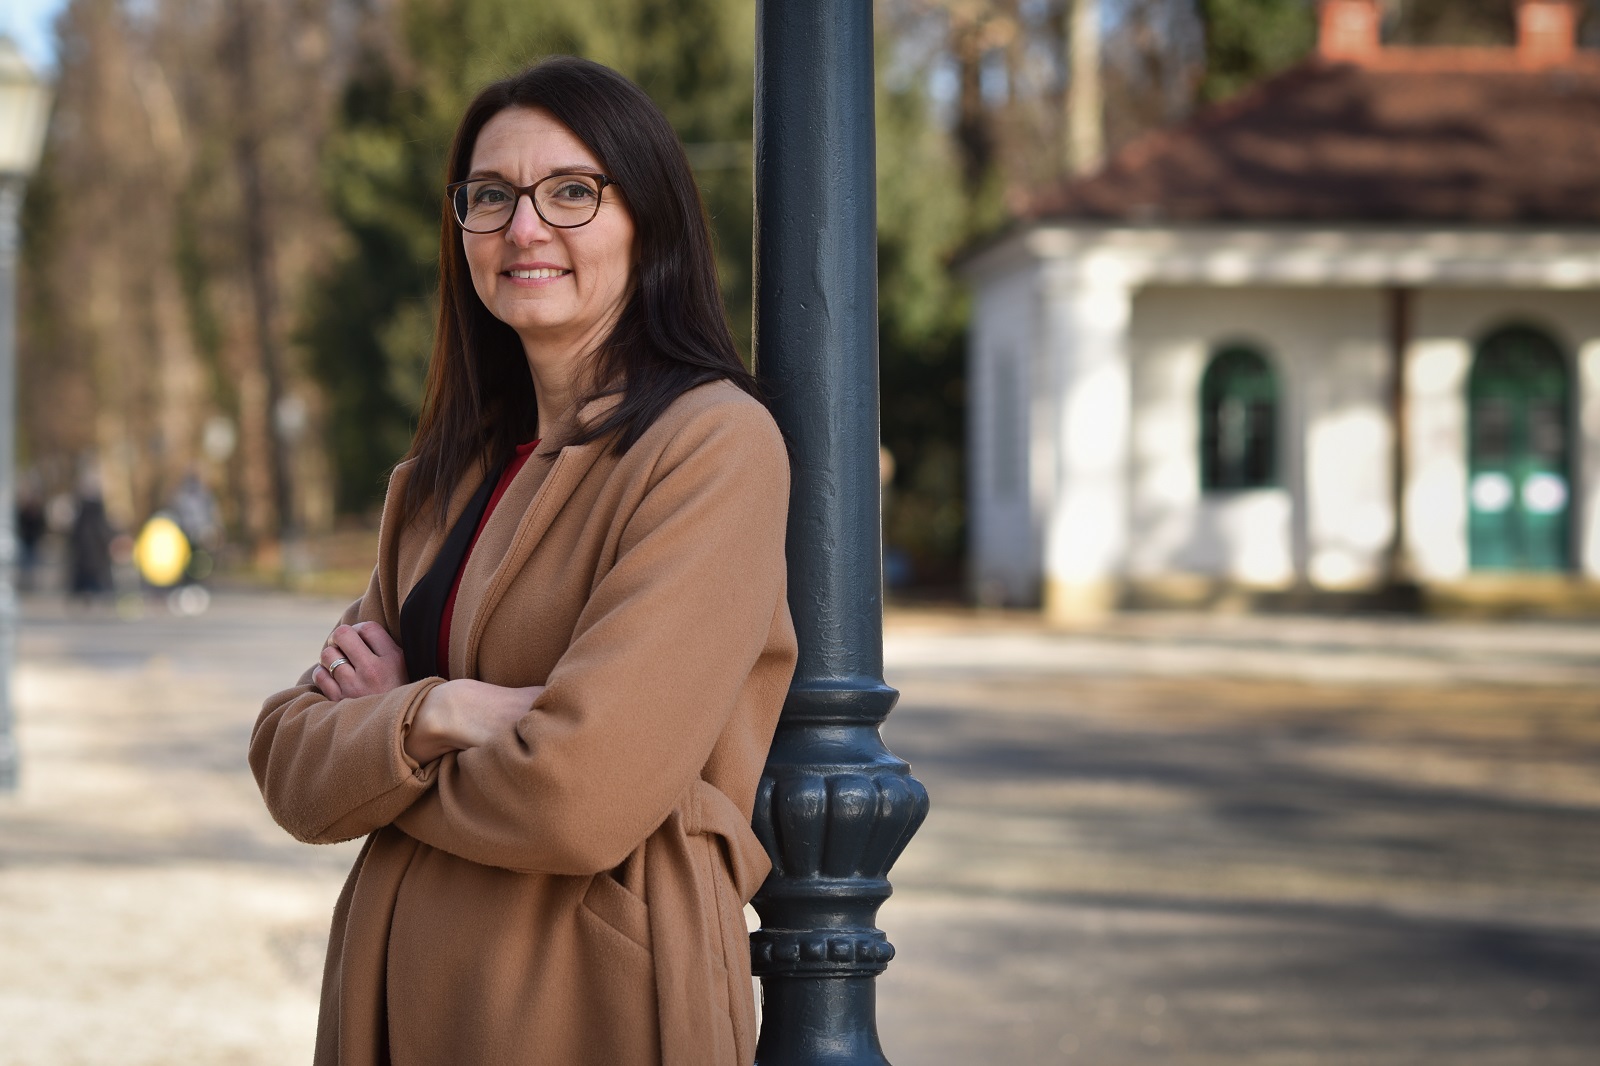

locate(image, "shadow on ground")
[[877, 672, 1600, 1065]]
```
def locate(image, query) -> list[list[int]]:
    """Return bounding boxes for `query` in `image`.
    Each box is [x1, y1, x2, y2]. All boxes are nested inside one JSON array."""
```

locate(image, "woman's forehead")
[[470, 106, 601, 175]]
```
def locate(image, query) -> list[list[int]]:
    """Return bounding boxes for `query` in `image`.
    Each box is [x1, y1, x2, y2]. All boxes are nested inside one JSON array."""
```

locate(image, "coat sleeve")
[[249, 469, 444, 845], [392, 400, 791, 875]]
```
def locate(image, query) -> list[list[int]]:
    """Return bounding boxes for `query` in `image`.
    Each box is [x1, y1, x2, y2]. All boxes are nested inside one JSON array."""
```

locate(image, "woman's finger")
[[320, 642, 356, 673], [351, 620, 402, 659], [326, 627, 382, 675], [328, 625, 380, 673], [311, 663, 343, 702], [347, 622, 410, 691], [320, 644, 363, 695], [322, 623, 409, 698]]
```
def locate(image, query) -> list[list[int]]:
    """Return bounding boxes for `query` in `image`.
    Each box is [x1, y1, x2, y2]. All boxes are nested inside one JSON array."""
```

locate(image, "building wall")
[[968, 251, 1600, 604], [968, 263, 1044, 604], [1127, 286, 1392, 589], [1126, 285, 1600, 588]]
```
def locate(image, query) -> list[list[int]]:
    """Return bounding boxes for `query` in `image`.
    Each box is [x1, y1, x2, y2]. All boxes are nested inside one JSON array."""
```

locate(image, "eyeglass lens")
[[453, 175, 604, 231]]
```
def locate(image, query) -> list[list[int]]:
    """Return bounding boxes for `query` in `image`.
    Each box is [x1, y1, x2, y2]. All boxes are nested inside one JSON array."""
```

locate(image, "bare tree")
[[883, 0, 1204, 199], [225, 0, 297, 541], [21, 0, 353, 558], [1066, 0, 1104, 173]]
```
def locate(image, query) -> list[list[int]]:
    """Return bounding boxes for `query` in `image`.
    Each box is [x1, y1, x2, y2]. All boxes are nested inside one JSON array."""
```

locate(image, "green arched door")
[[1468, 326, 1571, 572]]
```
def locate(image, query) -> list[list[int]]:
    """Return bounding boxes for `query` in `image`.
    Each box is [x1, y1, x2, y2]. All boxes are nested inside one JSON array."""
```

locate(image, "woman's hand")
[[313, 621, 409, 702], [404, 680, 545, 765]]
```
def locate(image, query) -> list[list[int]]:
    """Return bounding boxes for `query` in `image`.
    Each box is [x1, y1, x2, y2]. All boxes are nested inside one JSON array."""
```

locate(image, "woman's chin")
[[499, 307, 577, 339], [504, 305, 624, 356]]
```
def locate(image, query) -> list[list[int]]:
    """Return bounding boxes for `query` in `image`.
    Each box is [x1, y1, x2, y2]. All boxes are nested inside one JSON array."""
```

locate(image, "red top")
[[437, 439, 540, 677]]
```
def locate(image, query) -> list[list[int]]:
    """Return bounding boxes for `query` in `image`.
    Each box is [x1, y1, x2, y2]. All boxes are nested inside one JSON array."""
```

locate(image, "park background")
[[19, 0, 1593, 597]]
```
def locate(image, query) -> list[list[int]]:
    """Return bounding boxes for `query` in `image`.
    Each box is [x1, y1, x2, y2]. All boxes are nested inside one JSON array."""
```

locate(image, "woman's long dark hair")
[[399, 56, 760, 527]]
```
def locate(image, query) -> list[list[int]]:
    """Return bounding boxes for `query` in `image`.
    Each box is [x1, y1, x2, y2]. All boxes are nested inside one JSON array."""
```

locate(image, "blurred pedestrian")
[[168, 469, 221, 584], [16, 477, 46, 592], [66, 468, 115, 603]]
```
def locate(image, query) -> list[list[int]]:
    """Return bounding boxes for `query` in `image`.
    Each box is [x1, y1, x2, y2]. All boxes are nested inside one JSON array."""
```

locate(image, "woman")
[[251, 56, 796, 1066]]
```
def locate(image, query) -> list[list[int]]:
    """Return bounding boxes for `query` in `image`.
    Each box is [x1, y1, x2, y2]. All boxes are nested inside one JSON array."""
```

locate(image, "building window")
[[1200, 346, 1278, 491]]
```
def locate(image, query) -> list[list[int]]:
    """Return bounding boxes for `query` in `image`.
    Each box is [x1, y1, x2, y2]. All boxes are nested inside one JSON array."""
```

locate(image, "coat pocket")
[[579, 869, 652, 956], [572, 870, 660, 1065]]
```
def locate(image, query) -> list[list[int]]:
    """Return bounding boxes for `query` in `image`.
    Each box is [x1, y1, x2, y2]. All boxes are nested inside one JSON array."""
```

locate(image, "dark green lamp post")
[[750, 1, 929, 1062]]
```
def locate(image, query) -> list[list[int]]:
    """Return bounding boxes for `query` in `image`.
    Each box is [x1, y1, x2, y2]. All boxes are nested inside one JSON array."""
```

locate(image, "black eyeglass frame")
[[445, 172, 620, 233]]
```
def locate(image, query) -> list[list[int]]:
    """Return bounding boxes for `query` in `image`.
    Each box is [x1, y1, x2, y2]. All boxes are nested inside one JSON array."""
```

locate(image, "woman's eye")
[[550, 181, 598, 202], [473, 185, 513, 205]]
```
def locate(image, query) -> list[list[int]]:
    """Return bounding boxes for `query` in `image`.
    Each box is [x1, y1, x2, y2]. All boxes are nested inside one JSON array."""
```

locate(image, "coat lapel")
[[447, 396, 620, 680]]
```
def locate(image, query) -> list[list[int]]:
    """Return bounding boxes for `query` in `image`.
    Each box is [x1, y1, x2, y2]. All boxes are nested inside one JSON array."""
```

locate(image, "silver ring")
[[326, 657, 351, 673]]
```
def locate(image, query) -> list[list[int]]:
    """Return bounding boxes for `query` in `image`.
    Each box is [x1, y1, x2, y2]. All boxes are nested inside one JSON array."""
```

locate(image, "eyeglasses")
[[447, 172, 619, 233]]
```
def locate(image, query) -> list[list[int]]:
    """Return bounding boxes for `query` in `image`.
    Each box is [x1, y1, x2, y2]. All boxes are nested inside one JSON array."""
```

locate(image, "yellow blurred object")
[[133, 515, 192, 588]]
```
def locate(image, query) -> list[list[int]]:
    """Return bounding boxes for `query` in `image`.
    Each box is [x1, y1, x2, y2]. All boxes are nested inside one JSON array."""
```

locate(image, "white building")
[[963, 0, 1600, 621]]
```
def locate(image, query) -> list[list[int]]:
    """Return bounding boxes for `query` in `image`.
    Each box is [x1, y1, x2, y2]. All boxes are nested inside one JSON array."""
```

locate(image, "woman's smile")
[[504, 264, 572, 282]]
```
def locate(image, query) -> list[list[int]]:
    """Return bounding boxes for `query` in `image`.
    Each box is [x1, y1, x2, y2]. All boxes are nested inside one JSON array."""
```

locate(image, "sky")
[[0, 0, 68, 73]]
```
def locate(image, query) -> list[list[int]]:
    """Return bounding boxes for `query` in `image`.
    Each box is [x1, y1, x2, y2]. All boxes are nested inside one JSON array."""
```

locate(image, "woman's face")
[[462, 106, 636, 361]]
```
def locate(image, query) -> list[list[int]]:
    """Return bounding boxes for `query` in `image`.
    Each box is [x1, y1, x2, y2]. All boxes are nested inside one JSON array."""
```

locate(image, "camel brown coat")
[[251, 382, 796, 1066]]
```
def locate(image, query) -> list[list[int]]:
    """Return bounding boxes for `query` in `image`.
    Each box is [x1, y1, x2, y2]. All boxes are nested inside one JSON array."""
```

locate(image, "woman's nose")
[[504, 194, 551, 245]]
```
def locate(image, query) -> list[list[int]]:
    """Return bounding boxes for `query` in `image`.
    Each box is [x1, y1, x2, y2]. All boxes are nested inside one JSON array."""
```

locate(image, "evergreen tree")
[[301, 49, 442, 512], [875, 72, 970, 583], [301, 0, 753, 512], [303, 0, 972, 581], [1195, 0, 1316, 103]]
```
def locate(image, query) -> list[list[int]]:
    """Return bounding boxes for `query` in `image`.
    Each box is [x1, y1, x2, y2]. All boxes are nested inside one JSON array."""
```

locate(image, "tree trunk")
[[1066, 0, 1104, 173], [953, 21, 993, 193], [228, 0, 297, 543]]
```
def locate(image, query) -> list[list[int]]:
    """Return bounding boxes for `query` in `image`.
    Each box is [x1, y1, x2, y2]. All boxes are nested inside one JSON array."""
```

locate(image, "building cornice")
[[962, 222, 1600, 290]]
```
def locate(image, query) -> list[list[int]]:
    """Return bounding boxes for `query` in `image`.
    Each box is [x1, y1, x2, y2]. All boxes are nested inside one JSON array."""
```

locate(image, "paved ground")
[[2, 593, 1598, 1064], [877, 612, 1600, 1065]]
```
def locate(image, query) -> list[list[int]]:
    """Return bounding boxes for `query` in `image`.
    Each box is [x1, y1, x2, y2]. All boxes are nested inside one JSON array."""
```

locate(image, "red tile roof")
[[1022, 52, 1600, 224]]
